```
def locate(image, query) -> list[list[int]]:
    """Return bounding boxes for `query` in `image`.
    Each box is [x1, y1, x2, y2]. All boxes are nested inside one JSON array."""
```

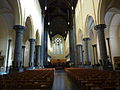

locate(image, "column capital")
[[94, 24, 106, 30], [22, 46, 25, 48], [106, 38, 110, 40], [8, 39, 12, 42], [29, 39, 35, 42], [35, 45, 41, 47], [76, 44, 83, 46], [92, 44, 97, 47], [13, 25, 25, 30], [83, 38, 90, 41]]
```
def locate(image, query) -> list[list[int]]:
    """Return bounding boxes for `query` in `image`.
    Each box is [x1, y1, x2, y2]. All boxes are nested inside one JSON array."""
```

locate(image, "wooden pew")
[[0, 68, 55, 89], [65, 68, 120, 90]]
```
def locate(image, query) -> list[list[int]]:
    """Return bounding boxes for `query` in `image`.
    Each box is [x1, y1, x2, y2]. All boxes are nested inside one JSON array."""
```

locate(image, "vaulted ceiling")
[[39, 0, 78, 39]]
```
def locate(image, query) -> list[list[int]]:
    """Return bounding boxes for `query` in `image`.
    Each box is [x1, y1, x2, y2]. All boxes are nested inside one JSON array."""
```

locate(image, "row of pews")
[[65, 68, 120, 90], [0, 68, 55, 90]]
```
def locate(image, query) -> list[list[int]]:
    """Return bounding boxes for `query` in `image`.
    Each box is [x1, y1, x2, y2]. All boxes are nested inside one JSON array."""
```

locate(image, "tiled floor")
[[52, 70, 80, 90]]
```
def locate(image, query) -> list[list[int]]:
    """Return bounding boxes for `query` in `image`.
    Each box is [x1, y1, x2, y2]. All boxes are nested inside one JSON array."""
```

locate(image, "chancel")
[[0, 0, 120, 90]]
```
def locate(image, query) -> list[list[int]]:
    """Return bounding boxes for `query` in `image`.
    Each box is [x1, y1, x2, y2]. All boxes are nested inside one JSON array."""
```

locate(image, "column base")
[[5, 66, 10, 73], [0, 66, 6, 72], [98, 65, 113, 70], [9, 67, 24, 74], [41, 65, 44, 68], [69, 61, 75, 67], [27, 67, 35, 70], [0, 67, 7, 75], [0, 72, 7, 75], [34, 66, 42, 69], [83, 65, 93, 69]]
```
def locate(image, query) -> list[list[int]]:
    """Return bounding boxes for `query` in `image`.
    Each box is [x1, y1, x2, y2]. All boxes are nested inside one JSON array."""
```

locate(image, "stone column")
[[12, 25, 25, 72], [106, 38, 112, 64], [92, 45, 96, 65], [94, 24, 108, 66], [41, 12, 48, 67], [42, 28, 48, 67], [29, 39, 35, 68], [35, 45, 41, 68], [68, 9, 77, 67], [6, 39, 12, 72], [94, 45, 99, 64], [69, 29, 77, 66], [39, 46, 42, 67], [22, 45, 25, 67], [83, 38, 91, 65], [76, 44, 83, 66], [41, 27, 44, 68], [41, 30, 45, 68], [68, 10, 78, 67], [95, 46, 98, 64], [41, 27, 45, 68], [41, 11, 46, 68], [44, 29, 48, 67]]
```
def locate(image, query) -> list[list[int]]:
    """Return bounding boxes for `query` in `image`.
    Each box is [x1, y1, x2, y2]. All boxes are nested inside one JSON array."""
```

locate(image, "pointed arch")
[[14, 0, 22, 25], [85, 15, 95, 38], [23, 15, 35, 44], [35, 29, 41, 45], [26, 16, 35, 37], [77, 28, 83, 44]]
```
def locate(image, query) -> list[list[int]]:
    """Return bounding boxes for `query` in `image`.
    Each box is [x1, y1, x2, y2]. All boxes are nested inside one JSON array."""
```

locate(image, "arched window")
[[53, 37, 63, 54]]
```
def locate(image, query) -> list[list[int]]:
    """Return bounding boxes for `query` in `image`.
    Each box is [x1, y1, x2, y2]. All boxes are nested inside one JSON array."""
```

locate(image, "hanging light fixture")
[[48, 22, 50, 25], [72, 6, 74, 10], [68, 22, 70, 25], [45, 6, 47, 10]]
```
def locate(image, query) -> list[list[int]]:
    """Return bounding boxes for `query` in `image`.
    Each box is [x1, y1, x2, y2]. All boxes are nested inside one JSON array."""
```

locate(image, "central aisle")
[[52, 70, 80, 90]]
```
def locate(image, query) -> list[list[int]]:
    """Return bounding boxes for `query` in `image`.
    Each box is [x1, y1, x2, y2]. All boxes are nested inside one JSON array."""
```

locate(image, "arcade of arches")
[[0, 0, 120, 89]]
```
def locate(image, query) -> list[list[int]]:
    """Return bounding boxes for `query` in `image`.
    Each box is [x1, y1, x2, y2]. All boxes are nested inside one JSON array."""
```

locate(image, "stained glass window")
[[53, 38, 63, 54]]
